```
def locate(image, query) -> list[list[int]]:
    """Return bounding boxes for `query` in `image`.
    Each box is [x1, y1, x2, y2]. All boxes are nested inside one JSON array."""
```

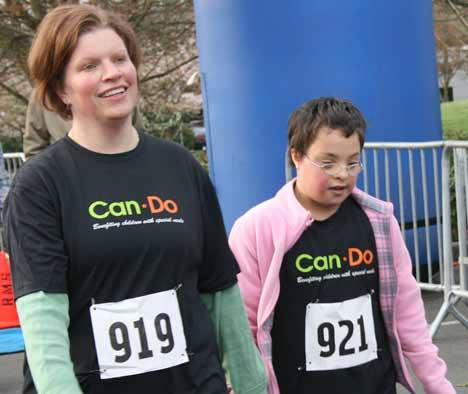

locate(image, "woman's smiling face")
[[59, 27, 138, 126]]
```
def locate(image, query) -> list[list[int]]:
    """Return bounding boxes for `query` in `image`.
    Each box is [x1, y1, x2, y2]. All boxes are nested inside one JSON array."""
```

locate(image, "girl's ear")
[[290, 148, 302, 169]]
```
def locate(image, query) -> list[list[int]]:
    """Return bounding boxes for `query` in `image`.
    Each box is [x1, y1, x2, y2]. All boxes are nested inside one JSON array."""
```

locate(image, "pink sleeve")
[[391, 216, 455, 394], [229, 216, 261, 342]]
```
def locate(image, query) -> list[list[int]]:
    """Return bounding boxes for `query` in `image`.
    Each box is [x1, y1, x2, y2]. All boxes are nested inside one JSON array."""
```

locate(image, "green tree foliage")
[[0, 0, 200, 139], [433, 0, 468, 102], [0, 135, 22, 152], [142, 107, 201, 150]]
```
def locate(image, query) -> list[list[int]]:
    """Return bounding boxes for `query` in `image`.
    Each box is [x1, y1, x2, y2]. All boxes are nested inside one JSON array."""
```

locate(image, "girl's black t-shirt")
[[5, 132, 239, 394], [271, 197, 396, 394]]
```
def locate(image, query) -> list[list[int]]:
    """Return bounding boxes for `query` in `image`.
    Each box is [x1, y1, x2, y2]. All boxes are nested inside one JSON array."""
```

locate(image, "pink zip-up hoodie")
[[229, 180, 455, 394]]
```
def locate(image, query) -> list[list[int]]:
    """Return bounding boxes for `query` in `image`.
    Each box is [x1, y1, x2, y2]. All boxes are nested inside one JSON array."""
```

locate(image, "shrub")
[[443, 129, 468, 141], [0, 135, 22, 153], [443, 129, 467, 242], [191, 149, 208, 171], [142, 107, 202, 151]]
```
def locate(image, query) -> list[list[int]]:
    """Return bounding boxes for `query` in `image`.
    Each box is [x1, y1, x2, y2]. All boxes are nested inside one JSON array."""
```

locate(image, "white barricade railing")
[[362, 141, 444, 292], [285, 140, 468, 337], [430, 141, 468, 337], [6, 144, 468, 337], [3, 152, 25, 181]]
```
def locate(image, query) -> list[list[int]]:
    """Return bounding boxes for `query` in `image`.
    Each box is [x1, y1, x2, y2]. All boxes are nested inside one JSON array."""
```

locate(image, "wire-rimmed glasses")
[[304, 156, 364, 177]]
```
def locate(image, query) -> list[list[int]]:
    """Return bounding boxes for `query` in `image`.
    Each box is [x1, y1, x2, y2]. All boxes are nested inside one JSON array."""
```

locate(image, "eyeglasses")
[[304, 156, 364, 177]]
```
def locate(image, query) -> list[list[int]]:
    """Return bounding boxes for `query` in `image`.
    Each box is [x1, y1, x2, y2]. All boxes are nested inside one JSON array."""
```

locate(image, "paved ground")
[[396, 291, 468, 394], [1, 291, 467, 393], [0, 351, 22, 394]]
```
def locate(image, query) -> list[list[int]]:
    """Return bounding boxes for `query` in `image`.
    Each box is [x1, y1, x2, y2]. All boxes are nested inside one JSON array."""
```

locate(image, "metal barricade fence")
[[431, 141, 468, 337], [3, 146, 468, 337], [362, 141, 444, 292], [3, 153, 25, 182], [285, 140, 468, 337]]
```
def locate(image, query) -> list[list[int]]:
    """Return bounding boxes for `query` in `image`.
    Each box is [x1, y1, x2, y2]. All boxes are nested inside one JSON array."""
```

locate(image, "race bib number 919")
[[305, 294, 377, 371], [90, 290, 188, 379]]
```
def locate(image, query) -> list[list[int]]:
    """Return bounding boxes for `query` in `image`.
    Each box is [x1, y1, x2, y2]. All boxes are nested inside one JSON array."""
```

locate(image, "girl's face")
[[59, 27, 138, 127], [292, 127, 362, 219]]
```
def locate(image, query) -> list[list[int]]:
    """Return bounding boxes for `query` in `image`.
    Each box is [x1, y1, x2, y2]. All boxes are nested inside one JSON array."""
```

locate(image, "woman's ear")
[[56, 85, 69, 106]]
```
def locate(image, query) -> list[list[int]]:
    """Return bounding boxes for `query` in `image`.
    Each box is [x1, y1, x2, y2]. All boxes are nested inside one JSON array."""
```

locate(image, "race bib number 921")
[[305, 294, 377, 371]]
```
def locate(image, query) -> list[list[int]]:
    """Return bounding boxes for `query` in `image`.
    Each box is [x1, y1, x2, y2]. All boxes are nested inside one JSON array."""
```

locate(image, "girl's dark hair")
[[288, 97, 367, 165]]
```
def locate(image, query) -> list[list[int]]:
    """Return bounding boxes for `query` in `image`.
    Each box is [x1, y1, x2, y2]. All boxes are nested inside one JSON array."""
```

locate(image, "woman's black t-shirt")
[[5, 132, 239, 394]]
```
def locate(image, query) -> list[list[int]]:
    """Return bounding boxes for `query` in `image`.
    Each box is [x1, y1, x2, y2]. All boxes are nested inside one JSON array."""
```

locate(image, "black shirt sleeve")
[[3, 163, 69, 299], [192, 160, 240, 293]]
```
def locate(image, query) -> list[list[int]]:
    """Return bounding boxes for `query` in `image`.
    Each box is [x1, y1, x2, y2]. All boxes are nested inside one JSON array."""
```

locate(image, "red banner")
[[0, 252, 20, 329]]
